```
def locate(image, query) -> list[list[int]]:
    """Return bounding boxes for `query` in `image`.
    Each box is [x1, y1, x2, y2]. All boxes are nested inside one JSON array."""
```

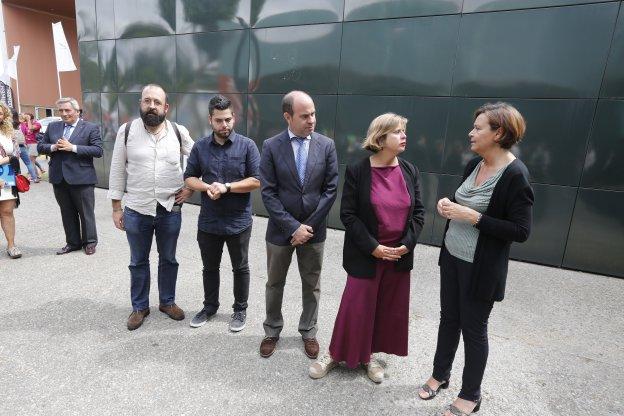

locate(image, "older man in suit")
[[259, 90, 338, 359], [38, 97, 103, 255]]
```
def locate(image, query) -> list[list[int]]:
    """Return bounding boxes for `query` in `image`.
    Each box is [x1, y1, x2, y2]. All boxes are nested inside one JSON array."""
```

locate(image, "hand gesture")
[[56, 138, 73, 152], [206, 182, 227, 200], [175, 187, 193, 204], [372, 245, 402, 261], [291, 224, 313, 246], [112, 210, 124, 231]]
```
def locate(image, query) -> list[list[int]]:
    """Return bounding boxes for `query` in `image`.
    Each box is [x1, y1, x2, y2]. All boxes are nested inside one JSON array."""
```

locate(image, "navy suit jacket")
[[260, 130, 338, 246], [38, 119, 103, 185]]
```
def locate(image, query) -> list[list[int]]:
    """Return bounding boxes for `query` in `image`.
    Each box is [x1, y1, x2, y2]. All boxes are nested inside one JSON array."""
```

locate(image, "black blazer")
[[440, 156, 534, 302], [37, 119, 103, 185], [341, 157, 425, 278]]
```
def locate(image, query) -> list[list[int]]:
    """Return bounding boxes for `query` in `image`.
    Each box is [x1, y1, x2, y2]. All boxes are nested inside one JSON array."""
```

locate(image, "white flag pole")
[[51, 21, 76, 99], [55, 66, 62, 99]]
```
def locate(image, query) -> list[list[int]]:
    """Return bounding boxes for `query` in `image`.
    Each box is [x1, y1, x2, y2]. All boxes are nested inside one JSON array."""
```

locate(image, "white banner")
[[5, 45, 20, 80], [52, 21, 76, 72]]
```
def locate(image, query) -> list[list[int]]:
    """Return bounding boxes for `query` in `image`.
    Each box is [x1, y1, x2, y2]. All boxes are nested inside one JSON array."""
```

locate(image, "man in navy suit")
[[259, 91, 338, 359], [38, 97, 103, 255]]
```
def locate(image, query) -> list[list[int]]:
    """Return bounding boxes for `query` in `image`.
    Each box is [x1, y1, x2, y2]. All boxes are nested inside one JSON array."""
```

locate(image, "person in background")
[[0, 103, 22, 258], [309, 113, 424, 383], [20, 112, 43, 181], [418, 102, 534, 416], [37, 97, 103, 256], [13, 109, 37, 182]]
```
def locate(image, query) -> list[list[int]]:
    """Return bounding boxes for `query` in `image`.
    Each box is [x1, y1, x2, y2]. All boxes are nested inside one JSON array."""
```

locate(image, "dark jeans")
[[197, 226, 252, 313], [432, 247, 494, 402], [124, 205, 181, 311]]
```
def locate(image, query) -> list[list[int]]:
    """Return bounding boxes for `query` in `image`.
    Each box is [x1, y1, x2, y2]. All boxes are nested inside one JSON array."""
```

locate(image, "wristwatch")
[[225, 183, 231, 193]]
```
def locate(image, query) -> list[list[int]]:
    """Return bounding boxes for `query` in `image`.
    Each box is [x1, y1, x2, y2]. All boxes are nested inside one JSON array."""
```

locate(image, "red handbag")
[[15, 174, 30, 193]]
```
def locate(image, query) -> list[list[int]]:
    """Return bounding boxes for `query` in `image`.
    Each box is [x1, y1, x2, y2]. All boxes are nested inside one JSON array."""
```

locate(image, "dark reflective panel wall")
[[176, 0, 251, 33], [79, 41, 100, 92], [442, 98, 595, 186], [563, 189, 624, 277], [335, 95, 449, 171], [340, 16, 458, 96], [344, 0, 462, 21], [249, 23, 342, 94], [453, 4, 618, 98], [581, 99, 624, 190], [601, 8, 624, 98], [463, 0, 615, 13], [251, 0, 344, 28], [176, 30, 249, 93], [76, 0, 96, 41], [98, 41, 117, 92], [79, 0, 624, 277], [114, 0, 175, 38], [116, 36, 176, 92]]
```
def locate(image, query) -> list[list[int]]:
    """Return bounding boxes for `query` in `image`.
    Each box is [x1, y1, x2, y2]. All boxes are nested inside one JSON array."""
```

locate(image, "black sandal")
[[418, 379, 449, 400], [448, 398, 482, 415]]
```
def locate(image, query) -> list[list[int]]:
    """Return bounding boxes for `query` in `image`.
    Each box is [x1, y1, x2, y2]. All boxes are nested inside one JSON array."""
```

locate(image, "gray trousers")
[[263, 241, 324, 339]]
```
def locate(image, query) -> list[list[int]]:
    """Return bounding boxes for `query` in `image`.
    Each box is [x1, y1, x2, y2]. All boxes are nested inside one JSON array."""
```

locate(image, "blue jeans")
[[18, 145, 37, 179], [124, 204, 182, 311]]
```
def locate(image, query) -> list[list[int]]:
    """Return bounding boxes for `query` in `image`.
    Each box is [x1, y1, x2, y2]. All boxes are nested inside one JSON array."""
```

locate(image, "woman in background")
[[0, 103, 22, 258]]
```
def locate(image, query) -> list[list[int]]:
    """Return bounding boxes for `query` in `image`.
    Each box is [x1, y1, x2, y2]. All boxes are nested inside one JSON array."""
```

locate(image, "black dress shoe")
[[56, 245, 81, 255], [84, 243, 97, 255]]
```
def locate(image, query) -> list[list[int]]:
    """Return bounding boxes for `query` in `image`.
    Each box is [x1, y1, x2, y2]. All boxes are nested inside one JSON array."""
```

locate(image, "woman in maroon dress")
[[309, 113, 425, 383]]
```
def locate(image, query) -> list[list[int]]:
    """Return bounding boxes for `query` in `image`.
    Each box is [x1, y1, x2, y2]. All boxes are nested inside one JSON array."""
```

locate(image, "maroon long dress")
[[329, 165, 412, 368]]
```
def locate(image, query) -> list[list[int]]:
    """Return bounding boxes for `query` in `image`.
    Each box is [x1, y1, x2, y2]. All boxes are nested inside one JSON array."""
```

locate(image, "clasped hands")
[[437, 197, 479, 224], [55, 138, 74, 152], [291, 224, 313, 246], [205, 182, 227, 200], [372, 244, 408, 261]]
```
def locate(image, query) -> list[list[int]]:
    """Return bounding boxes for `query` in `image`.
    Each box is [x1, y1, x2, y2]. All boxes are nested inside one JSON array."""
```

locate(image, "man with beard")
[[184, 95, 260, 332], [259, 91, 338, 359], [37, 97, 102, 255], [108, 84, 194, 331]]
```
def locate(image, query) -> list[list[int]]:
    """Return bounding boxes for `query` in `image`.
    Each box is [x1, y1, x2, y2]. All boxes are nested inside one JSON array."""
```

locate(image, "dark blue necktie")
[[293, 137, 307, 186]]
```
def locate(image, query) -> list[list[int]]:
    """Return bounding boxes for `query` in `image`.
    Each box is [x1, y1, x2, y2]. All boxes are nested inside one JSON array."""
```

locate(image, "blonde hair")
[[0, 103, 14, 137], [362, 113, 408, 152], [474, 102, 526, 149]]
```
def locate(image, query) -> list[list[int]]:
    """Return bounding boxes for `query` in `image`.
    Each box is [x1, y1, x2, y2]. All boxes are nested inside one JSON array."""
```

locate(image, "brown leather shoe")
[[56, 244, 81, 255], [127, 308, 150, 331], [260, 337, 279, 358], [84, 243, 96, 255], [303, 337, 319, 359], [159, 303, 185, 320]]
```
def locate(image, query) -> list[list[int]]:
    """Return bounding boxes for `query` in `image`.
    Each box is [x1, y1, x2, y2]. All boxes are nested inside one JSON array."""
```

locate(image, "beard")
[[213, 128, 231, 140], [140, 108, 166, 127]]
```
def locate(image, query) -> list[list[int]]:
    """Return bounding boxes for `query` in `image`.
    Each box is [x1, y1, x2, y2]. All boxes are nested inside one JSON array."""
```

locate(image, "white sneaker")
[[367, 357, 384, 383], [309, 352, 338, 379]]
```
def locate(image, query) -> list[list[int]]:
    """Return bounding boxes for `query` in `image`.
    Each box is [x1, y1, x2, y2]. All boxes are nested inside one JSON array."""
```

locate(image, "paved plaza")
[[1, 182, 622, 415]]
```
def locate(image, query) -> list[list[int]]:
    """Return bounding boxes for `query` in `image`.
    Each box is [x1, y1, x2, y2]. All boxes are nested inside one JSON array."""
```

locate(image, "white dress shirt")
[[107, 119, 194, 216], [287, 129, 311, 159], [51, 120, 79, 153]]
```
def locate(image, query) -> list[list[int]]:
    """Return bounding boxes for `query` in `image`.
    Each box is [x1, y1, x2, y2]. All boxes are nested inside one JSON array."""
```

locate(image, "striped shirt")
[[444, 161, 510, 263]]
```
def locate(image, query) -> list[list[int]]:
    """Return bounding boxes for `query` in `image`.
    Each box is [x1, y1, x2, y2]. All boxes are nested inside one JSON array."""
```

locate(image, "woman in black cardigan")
[[418, 103, 534, 416], [309, 113, 425, 383]]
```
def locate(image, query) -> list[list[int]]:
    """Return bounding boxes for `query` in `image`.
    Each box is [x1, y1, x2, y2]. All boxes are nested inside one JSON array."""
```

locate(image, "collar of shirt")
[[143, 121, 169, 141], [209, 131, 236, 146], [64, 120, 79, 128], [287, 129, 311, 141]]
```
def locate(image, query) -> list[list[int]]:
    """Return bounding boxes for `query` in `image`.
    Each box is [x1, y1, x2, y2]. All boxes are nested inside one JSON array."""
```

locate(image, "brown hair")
[[474, 102, 526, 149], [362, 113, 408, 153]]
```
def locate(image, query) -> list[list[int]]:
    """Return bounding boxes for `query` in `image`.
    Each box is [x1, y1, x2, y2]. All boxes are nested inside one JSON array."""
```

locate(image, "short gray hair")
[[56, 97, 80, 111]]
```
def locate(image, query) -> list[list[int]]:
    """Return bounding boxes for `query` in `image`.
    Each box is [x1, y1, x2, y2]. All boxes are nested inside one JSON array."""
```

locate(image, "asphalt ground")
[[1, 180, 622, 415]]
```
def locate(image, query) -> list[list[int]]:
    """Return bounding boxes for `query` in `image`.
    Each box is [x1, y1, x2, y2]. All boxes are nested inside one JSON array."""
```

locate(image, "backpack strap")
[[125, 120, 184, 165]]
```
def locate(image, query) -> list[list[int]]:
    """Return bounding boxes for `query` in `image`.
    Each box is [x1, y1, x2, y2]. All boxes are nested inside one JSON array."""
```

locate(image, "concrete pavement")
[[0, 182, 622, 415]]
